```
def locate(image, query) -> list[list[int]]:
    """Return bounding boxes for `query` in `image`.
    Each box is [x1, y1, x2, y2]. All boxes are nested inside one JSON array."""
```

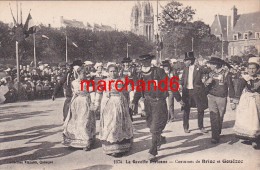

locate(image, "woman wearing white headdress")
[[63, 63, 96, 151], [94, 63, 133, 157], [90, 62, 107, 120], [0, 78, 9, 104], [233, 56, 260, 149]]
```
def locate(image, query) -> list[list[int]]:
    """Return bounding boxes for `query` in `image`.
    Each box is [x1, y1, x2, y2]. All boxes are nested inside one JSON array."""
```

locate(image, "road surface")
[[0, 97, 259, 170]]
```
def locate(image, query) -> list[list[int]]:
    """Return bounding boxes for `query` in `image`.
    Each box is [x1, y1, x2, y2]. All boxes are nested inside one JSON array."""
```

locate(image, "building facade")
[[211, 6, 260, 57], [130, 1, 154, 42]]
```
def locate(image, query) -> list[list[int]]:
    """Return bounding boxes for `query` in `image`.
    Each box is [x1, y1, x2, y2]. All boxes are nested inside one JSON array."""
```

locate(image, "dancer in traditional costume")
[[95, 63, 133, 157], [63, 63, 96, 151], [233, 56, 260, 149]]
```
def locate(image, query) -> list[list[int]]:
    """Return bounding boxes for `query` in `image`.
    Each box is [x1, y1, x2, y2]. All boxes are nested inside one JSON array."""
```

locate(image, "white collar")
[[189, 65, 195, 69], [141, 66, 151, 73]]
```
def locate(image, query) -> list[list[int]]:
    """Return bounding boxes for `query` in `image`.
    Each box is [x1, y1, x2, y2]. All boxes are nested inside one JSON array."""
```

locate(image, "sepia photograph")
[[0, 0, 259, 170]]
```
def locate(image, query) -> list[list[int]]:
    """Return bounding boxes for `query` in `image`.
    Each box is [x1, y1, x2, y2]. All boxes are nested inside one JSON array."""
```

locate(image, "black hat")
[[160, 60, 171, 67], [121, 57, 132, 63], [138, 54, 155, 61], [225, 62, 233, 69], [207, 57, 225, 65], [184, 52, 195, 61], [131, 63, 137, 67], [208, 57, 233, 69], [70, 60, 83, 67], [247, 53, 256, 58]]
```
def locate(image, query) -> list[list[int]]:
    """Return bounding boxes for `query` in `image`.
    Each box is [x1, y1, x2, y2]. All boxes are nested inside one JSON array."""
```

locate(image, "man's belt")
[[144, 95, 166, 101]]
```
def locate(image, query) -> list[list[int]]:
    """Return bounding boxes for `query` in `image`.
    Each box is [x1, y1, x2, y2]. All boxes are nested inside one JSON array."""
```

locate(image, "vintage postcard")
[[0, 0, 259, 170]]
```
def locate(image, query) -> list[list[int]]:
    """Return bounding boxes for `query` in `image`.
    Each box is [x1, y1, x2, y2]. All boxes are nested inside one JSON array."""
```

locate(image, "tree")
[[243, 45, 258, 56], [0, 21, 15, 60], [159, 1, 222, 59], [0, 23, 154, 65], [159, 1, 196, 32]]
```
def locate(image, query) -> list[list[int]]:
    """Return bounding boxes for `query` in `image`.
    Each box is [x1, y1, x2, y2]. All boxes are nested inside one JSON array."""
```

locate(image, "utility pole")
[[192, 37, 194, 52], [65, 34, 68, 62], [33, 33, 36, 67], [127, 43, 131, 58], [221, 34, 224, 59]]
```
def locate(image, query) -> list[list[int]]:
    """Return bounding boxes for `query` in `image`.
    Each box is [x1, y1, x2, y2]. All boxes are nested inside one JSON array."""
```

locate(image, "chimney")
[[231, 6, 238, 30]]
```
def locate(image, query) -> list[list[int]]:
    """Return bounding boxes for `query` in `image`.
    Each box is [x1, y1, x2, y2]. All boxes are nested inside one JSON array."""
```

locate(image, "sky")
[[0, 0, 259, 31]]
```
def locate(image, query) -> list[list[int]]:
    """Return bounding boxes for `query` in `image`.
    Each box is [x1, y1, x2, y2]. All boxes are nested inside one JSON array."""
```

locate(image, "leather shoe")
[[184, 129, 190, 133], [148, 153, 156, 161], [211, 139, 219, 144], [157, 136, 167, 149], [252, 142, 260, 149], [200, 128, 208, 133]]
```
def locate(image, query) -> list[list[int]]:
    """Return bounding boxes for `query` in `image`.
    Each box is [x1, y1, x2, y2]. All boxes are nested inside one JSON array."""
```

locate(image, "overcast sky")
[[0, 0, 259, 31]]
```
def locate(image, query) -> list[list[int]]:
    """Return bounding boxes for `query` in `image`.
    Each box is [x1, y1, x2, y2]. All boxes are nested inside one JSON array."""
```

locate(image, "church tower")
[[131, 1, 154, 42]]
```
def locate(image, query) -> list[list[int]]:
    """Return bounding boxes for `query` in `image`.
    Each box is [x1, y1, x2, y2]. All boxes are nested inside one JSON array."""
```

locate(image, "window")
[[233, 34, 238, 40], [216, 35, 221, 40], [255, 32, 260, 39], [244, 33, 248, 40], [244, 46, 249, 51], [134, 8, 139, 27]]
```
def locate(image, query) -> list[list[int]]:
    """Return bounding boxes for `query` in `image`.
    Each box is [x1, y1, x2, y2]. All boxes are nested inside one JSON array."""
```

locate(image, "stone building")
[[130, 1, 154, 42], [211, 6, 260, 57], [60, 16, 85, 29]]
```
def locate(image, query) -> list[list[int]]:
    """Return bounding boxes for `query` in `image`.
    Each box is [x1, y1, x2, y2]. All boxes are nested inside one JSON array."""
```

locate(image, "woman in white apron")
[[63, 65, 96, 151], [233, 56, 260, 149]]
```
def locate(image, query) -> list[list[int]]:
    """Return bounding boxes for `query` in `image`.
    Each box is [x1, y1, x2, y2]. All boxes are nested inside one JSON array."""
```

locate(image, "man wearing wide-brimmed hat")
[[52, 59, 83, 121], [205, 57, 235, 144], [161, 60, 183, 122], [130, 54, 169, 161], [181, 51, 209, 134]]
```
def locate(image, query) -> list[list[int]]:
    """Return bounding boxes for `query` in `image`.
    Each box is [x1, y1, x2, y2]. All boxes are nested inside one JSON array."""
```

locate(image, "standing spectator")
[[180, 52, 209, 134], [14, 78, 28, 101], [161, 60, 182, 122], [35, 80, 43, 99], [0, 78, 9, 104], [119, 57, 137, 121], [42, 80, 51, 99], [24, 77, 34, 100], [52, 61, 76, 121], [4, 76, 17, 103]]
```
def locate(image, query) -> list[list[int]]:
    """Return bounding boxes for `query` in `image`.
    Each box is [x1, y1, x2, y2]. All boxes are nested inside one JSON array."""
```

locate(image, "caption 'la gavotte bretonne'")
[[114, 159, 243, 164], [80, 76, 180, 92]]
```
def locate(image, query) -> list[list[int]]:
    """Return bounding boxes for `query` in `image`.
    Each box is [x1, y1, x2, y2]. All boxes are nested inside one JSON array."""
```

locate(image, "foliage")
[[230, 55, 243, 64], [0, 22, 154, 65], [159, 1, 223, 59]]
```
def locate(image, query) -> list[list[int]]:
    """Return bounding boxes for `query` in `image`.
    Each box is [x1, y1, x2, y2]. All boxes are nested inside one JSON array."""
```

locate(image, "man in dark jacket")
[[120, 57, 138, 121], [52, 60, 83, 121], [180, 52, 209, 134], [204, 57, 235, 143], [130, 54, 183, 161], [161, 60, 183, 122]]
